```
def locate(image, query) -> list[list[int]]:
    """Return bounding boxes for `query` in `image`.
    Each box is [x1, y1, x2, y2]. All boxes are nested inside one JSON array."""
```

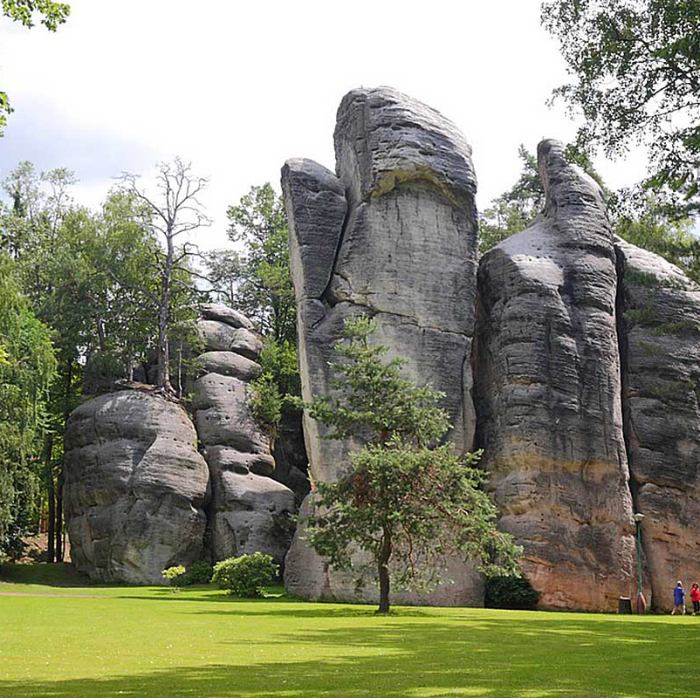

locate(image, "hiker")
[[672, 581, 686, 615], [691, 583, 700, 616]]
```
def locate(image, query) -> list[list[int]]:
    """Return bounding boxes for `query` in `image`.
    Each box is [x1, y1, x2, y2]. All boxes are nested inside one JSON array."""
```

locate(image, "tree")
[[479, 146, 543, 254], [222, 183, 295, 344], [1, 162, 169, 560], [1, 0, 71, 135], [542, 0, 700, 216], [118, 159, 210, 393], [300, 316, 521, 614], [0, 252, 55, 560], [616, 195, 700, 282]]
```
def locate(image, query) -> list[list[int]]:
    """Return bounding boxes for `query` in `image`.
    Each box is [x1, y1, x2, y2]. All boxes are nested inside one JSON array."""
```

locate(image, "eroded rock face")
[[475, 140, 636, 611], [193, 307, 295, 565], [616, 237, 700, 611], [281, 86, 482, 606], [64, 390, 209, 584]]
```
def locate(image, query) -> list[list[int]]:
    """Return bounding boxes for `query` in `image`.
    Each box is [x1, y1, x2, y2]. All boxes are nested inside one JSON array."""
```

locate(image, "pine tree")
[[301, 316, 521, 614]]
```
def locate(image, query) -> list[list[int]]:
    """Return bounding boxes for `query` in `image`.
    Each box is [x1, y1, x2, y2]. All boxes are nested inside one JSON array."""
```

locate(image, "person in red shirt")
[[690, 582, 700, 616]]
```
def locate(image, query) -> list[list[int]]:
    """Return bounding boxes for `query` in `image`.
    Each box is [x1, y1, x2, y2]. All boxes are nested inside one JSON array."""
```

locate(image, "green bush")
[[179, 560, 213, 586], [248, 372, 282, 442], [212, 552, 278, 597], [162, 565, 186, 592], [485, 575, 540, 610]]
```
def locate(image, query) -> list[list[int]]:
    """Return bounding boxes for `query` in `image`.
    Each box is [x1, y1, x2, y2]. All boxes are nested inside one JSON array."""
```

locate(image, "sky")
[[0, 0, 652, 248]]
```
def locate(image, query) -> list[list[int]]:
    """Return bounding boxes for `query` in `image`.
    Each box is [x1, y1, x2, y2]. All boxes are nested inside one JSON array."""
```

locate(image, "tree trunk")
[[55, 467, 64, 562], [55, 358, 73, 563], [44, 434, 55, 563], [377, 526, 392, 614], [157, 230, 174, 393]]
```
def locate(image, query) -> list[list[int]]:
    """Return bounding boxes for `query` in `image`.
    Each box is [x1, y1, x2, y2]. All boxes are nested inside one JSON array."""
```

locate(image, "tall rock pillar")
[[281, 86, 483, 605], [475, 139, 636, 611], [615, 238, 700, 611]]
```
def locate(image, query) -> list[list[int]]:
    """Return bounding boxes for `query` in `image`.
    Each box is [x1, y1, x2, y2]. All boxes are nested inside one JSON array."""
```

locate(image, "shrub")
[[248, 372, 282, 443], [212, 552, 278, 597], [485, 575, 540, 610], [162, 565, 186, 592], [179, 560, 213, 586]]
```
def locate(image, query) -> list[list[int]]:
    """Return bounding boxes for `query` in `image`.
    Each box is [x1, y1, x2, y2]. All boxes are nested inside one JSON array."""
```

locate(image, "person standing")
[[690, 583, 700, 615], [672, 581, 686, 615]]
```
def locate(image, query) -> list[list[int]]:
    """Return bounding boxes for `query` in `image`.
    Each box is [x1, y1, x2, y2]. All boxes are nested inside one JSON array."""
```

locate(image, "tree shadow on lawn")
[[2, 611, 696, 697]]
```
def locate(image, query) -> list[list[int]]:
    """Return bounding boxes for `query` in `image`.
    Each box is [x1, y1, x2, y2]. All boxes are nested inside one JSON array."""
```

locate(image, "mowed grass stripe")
[[0, 565, 697, 697]]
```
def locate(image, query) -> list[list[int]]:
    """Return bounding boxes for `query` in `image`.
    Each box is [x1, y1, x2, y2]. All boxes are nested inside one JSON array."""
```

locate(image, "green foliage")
[[218, 184, 295, 343], [161, 565, 186, 592], [479, 146, 542, 254], [485, 575, 540, 610], [616, 199, 700, 284], [248, 372, 282, 443], [543, 0, 700, 217], [212, 552, 278, 597], [0, 1, 70, 135], [178, 560, 213, 586], [300, 316, 521, 612], [0, 159, 203, 561], [623, 307, 658, 328], [258, 338, 301, 400], [0, 253, 55, 560]]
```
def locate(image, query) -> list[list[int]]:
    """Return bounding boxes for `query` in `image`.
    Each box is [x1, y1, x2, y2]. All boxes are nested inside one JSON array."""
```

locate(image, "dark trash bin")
[[618, 596, 632, 614]]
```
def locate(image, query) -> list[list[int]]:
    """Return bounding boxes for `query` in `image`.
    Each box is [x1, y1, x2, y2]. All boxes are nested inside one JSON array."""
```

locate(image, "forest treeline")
[[1, 0, 698, 563], [0, 162, 296, 562]]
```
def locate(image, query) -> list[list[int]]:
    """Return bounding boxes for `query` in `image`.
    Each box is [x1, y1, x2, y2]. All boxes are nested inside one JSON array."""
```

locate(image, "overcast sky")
[[0, 0, 651, 248]]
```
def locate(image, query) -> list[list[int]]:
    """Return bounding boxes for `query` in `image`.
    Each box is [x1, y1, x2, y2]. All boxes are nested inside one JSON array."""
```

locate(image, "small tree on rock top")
[[300, 316, 522, 614]]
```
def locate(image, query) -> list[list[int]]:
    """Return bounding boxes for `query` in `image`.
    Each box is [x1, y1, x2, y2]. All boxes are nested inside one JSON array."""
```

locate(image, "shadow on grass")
[[0, 562, 93, 587], [2, 609, 696, 697]]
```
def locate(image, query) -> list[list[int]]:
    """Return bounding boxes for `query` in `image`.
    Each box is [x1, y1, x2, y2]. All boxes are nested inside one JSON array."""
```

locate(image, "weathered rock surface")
[[475, 139, 636, 611], [64, 390, 209, 584], [616, 237, 700, 611], [197, 351, 262, 382], [200, 303, 256, 330], [193, 309, 295, 565], [207, 471, 294, 565], [198, 320, 263, 360], [281, 86, 482, 605]]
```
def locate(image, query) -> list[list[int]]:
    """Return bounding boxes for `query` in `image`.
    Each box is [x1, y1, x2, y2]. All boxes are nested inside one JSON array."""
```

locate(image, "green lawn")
[[0, 564, 697, 697]]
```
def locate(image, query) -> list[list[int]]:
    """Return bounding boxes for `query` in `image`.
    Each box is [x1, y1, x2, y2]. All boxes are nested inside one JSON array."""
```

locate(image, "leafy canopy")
[[1, 1, 70, 135], [210, 184, 295, 344], [542, 0, 700, 216]]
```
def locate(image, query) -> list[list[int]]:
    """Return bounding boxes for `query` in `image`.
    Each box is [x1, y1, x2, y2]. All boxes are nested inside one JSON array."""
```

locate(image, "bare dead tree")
[[117, 158, 211, 394]]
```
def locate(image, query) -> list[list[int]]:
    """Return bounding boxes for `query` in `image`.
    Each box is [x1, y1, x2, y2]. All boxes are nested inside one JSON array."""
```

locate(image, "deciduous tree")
[[542, 0, 700, 216], [118, 159, 210, 393]]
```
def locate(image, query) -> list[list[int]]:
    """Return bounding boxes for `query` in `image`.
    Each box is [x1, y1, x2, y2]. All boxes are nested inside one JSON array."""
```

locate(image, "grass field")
[[0, 563, 697, 698]]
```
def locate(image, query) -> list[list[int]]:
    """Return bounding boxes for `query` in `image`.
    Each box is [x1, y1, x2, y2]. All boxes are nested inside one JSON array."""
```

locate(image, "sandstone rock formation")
[[64, 389, 209, 584], [282, 86, 484, 606], [475, 140, 636, 611], [193, 306, 295, 565], [616, 237, 700, 610]]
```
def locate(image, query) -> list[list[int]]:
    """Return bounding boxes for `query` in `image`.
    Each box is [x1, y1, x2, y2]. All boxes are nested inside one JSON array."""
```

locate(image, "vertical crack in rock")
[[281, 86, 483, 606], [475, 139, 636, 612], [614, 237, 700, 610]]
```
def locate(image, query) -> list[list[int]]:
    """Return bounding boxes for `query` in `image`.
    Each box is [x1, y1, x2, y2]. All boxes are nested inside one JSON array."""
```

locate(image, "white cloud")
[[1, 0, 654, 248]]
